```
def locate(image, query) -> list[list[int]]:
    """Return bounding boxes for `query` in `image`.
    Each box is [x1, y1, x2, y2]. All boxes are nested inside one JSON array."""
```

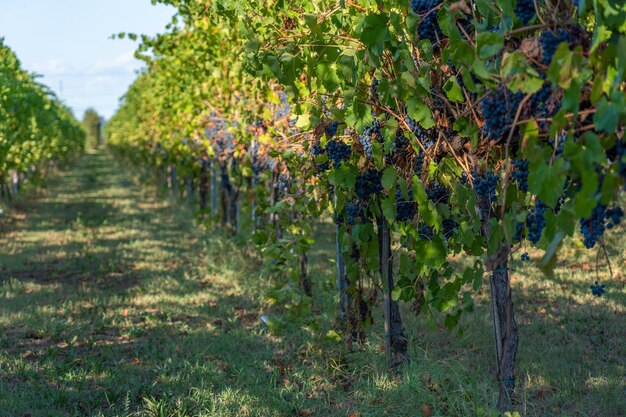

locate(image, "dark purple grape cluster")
[[275, 174, 290, 193], [481, 86, 524, 142], [396, 188, 417, 222], [521, 252, 530, 261], [526, 199, 548, 244], [346, 201, 369, 225], [370, 78, 380, 101], [511, 159, 529, 192], [359, 119, 382, 159], [418, 224, 434, 239], [417, 218, 457, 240], [411, 0, 443, 44], [529, 81, 556, 130], [514, 0, 537, 25], [311, 142, 330, 173], [442, 218, 458, 239], [326, 121, 339, 138], [579, 204, 607, 248], [327, 139, 352, 168], [541, 29, 572, 65], [392, 128, 411, 156], [426, 181, 449, 203], [355, 169, 383, 200], [605, 206, 624, 229], [473, 171, 499, 205], [590, 281, 606, 297], [549, 133, 567, 156]]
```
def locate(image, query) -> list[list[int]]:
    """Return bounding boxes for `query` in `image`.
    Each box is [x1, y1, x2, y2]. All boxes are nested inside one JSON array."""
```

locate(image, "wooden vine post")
[[482, 215, 519, 412], [378, 216, 408, 366]]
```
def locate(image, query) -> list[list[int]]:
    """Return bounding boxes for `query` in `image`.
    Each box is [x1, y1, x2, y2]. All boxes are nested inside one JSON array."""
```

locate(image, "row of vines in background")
[[105, 0, 626, 412], [0, 39, 85, 198]]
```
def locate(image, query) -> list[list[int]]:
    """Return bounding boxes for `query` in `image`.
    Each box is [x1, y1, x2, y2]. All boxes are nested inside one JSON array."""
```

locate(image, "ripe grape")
[[355, 169, 383, 200], [526, 199, 548, 244], [590, 281, 606, 297], [481, 86, 524, 142], [396, 188, 417, 222], [473, 171, 499, 206], [326, 121, 339, 138], [442, 218, 458, 239], [579, 204, 606, 248], [359, 119, 381, 159], [311, 142, 330, 173], [327, 139, 352, 168], [346, 201, 369, 225], [426, 181, 449, 204], [514, 0, 537, 25], [411, 0, 443, 45], [541, 29, 572, 65], [521, 252, 530, 261], [511, 159, 529, 192], [604, 206, 623, 230]]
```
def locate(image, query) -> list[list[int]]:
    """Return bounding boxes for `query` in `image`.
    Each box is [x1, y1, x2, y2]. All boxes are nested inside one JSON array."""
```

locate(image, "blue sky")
[[0, 0, 175, 119]]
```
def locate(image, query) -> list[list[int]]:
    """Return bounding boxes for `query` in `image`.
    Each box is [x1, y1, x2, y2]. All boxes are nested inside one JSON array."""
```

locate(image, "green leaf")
[[444, 76, 465, 103], [593, 96, 621, 134], [381, 195, 396, 224], [381, 166, 397, 190], [415, 239, 446, 268], [477, 32, 504, 58], [406, 98, 435, 129], [528, 159, 567, 208]]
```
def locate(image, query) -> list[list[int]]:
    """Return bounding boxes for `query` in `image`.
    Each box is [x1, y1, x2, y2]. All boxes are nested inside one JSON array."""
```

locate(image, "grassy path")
[[0, 150, 303, 416], [1, 150, 625, 417]]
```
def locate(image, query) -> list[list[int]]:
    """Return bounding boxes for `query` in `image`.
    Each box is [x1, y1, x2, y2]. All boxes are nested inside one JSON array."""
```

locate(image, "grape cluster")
[[391, 128, 411, 158], [511, 159, 529, 192], [579, 204, 607, 248], [275, 174, 290, 193], [346, 201, 369, 225], [311, 142, 330, 173], [605, 206, 624, 229], [529, 81, 557, 130], [548, 133, 566, 156], [521, 252, 530, 262], [590, 281, 606, 297], [526, 199, 548, 244], [514, 0, 537, 25], [442, 218, 459, 239], [473, 171, 499, 206], [359, 119, 382, 159], [326, 121, 339, 138], [417, 218, 457, 240], [481, 86, 524, 142], [541, 29, 572, 65], [426, 181, 449, 204], [396, 188, 417, 222], [411, 0, 443, 44], [327, 139, 352, 168], [370, 78, 380, 101], [355, 169, 383, 200]]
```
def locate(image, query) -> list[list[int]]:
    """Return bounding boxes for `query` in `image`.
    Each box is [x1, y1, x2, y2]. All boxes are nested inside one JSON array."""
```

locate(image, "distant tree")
[[82, 108, 102, 149]]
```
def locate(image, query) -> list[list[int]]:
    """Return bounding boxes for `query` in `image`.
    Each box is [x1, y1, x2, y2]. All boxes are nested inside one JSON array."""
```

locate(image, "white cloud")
[[89, 50, 139, 74], [32, 58, 67, 74]]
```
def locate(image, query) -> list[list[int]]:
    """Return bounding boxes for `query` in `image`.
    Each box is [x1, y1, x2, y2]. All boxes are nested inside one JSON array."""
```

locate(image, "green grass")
[[0, 149, 624, 416]]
